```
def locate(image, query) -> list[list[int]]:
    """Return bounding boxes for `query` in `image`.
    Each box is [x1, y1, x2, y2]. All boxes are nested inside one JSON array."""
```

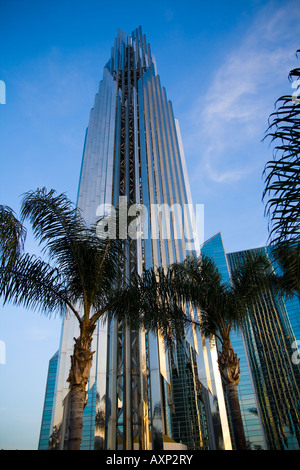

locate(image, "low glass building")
[[202, 232, 300, 450]]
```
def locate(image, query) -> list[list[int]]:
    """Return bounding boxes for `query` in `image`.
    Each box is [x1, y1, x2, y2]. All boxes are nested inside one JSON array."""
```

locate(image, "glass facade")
[[202, 232, 300, 450], [39, 28, 230, 450], [38, 352, 59, 450]]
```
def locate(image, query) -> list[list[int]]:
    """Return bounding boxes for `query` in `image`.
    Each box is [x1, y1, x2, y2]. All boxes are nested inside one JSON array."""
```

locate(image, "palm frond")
[[108, 266, 189, 346], [20, 187, 87, 262], [0, 253, 73, 317], [262, 60, 300, 246], [269, 242, 300, 299], [0, 205, 26, 268], [135, 252, 276, 346], [228, 250, 275, 329], [20, 188, 126, 314]]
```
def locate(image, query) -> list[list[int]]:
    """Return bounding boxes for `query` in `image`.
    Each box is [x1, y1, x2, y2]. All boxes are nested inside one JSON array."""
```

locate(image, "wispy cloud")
[[186, 0, 300, 185]]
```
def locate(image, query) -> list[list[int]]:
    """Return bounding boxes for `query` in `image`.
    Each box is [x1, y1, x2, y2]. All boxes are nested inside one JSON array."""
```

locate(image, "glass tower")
[[202, 232, 300, 450], [39, 28, 231, 451], [38, 352, 59, 450]]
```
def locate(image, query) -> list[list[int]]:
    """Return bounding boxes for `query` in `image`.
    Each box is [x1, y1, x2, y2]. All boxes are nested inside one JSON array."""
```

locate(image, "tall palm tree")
[[123, 252, 273, 450], [0, 188, 133, 450]]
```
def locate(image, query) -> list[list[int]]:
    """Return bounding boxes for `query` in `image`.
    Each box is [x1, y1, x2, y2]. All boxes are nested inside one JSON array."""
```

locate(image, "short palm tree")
[[129, 252, 273, 450], [0, 188, 134, 450]]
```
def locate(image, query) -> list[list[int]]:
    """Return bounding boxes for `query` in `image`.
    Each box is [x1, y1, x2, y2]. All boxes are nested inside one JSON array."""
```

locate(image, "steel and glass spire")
[[39, 27, 231, 451]]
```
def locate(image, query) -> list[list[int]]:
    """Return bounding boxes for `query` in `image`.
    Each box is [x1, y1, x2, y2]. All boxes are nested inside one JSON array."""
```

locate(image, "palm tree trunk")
[[226, 382, 247, 450], [67, 335, 94, 450], [218, 339, 247, 450], [68, 383, 87, 450]]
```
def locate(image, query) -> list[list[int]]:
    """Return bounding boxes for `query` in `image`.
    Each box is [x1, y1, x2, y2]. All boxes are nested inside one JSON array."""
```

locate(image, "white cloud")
[[203, 156, 252, 184], [186, 0, 300, 185]]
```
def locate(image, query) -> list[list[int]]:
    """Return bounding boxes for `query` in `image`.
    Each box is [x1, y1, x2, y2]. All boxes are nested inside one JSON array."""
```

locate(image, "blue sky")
[[0, 0, 299, 449]]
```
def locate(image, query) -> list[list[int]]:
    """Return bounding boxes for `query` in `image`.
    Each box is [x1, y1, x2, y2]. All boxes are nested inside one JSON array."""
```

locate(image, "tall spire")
[[39, 28, 229, 451]]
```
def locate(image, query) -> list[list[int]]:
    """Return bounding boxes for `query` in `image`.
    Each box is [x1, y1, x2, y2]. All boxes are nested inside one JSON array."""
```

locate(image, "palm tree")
[[126, 252, 273, 450], [0, 188, 132, 450]]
